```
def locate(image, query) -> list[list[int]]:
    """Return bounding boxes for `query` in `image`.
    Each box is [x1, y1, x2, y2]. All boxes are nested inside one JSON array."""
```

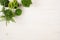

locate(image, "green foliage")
[[0, 0, 32, 25], [8, 0, 19, 9], [15, 9, 22, 16], [13, 0, 19, 8], [0, 0, 9, 7], [4, 9, 14, 21], [21, 0, 32, 7]]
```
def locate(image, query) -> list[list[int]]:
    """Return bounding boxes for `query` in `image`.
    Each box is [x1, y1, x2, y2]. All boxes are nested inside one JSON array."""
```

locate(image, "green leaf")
[[11, 18, 16, 22], [8, 0, 19, 9], [0, 0, 9, 7], [21, 0, 32, 7], [4, 9, 14, 21], [0, 16, 5, 21], [15, 9, 22, 16]]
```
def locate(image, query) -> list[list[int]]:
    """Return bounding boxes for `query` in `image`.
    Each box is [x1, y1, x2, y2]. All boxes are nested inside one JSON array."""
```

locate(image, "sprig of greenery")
[[8, 0, 19, 9], [21, 0, 32, 7], [0, 0, 9, 7], [0, 0, 32, 25]]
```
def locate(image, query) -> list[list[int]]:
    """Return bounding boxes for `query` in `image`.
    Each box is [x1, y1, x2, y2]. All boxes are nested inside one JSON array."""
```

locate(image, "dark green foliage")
[[4, 9, 14, 21], [0, 0, 32, 25], [0, 0, 9, 7], [15, 9, 22, 16], [21, 0, 32, 7]]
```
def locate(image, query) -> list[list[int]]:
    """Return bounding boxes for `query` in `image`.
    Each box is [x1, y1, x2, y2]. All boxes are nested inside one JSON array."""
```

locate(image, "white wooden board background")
[[0, 0, 60, 40]]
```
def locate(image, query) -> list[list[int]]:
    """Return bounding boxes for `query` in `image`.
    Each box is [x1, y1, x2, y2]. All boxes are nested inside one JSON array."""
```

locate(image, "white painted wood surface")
[[0, 0, 60, 40]]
